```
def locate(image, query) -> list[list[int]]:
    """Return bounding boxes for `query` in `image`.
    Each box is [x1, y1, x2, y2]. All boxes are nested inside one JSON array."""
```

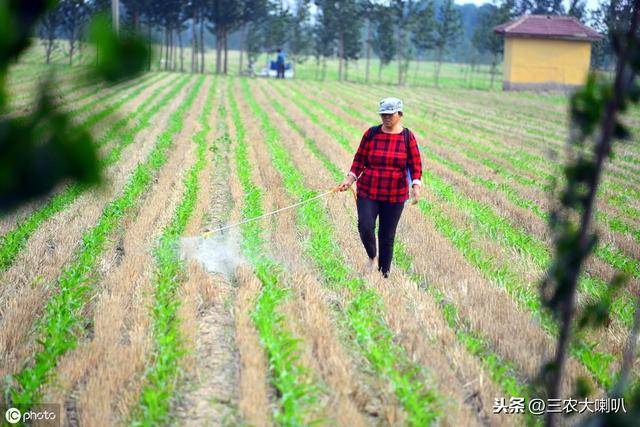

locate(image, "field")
[[22, 42, 500, 90], [1, 62, 639, 426]]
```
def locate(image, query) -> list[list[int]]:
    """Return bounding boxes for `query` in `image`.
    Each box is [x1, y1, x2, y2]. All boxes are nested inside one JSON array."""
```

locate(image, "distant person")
[[337, 98, 422, 278], [276, 48, 285, 79]]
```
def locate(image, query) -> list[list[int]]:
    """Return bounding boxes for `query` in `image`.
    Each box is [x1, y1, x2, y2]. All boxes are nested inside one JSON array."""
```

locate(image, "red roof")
[[493, 14, 603, 41]]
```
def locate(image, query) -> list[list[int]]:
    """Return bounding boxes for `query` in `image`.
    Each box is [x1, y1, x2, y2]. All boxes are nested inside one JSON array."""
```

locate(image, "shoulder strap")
[[366, 125, 382, 143], [402, 127, 410, 150]]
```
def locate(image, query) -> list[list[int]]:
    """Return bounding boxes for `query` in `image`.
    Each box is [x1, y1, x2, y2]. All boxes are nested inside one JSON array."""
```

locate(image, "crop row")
[[399, 89, 640, 210], [362, 82, 640, 169], [262, 83, 539, 426], [132, 75, 211, 425], [7, 76, 201, 410], [322, 80, 640, 215], [269, 81, 622, 389], [305, 81, 640, 241], [242, 79, 442, 425], [347, 82, 640, 206], [355, 82, 640, 281], [228, 80, 322, 424], [0, 74, 185, 272], [283, 82, 639, 290]]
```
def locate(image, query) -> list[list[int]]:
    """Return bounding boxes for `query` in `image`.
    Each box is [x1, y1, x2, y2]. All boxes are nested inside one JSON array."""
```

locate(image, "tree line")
[[37, 0, 634, 87]]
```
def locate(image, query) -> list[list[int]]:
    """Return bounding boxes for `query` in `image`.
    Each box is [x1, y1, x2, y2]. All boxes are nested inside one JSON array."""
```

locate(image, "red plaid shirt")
[[348, 127, 422, 203]]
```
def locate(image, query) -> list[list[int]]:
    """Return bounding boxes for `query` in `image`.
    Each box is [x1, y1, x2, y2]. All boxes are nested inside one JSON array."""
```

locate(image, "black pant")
[[356, 197, 405, 277], [277, 64, 285, 78]]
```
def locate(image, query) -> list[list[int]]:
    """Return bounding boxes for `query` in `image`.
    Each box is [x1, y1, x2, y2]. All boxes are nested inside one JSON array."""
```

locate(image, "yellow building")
[[493, 15, 603, 90]]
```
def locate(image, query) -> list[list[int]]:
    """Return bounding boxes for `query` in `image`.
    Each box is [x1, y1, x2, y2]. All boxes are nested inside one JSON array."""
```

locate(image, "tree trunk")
[[223, 30, 228, 74], [69, 37, 74, 66], [200, 14, 205, 73], [365, 19, 371, 83], [238, 25, 246, 75], [191, 8, 197, 73], [169, 29, 173, 71], [345, 60, 349, 82], [215, 28, 222, 74], [147, 22, 152, 71], [173, 30, 178, 71], [321, 56, 327, 81], [397, 25, 403, 85], [179, 30, 184, 73], [169, 28, 176, 71], [378, 59, 382, 82], [45, 40, 53, 64], [338, 31, 344, 81], [164, 27, 169, 71], [434, 48, 443, 88], [490, 56, 496, 89]]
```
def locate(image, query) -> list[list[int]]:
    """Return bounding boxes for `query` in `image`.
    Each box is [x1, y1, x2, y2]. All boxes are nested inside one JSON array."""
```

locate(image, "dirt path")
[[172, 79, 245, 426]]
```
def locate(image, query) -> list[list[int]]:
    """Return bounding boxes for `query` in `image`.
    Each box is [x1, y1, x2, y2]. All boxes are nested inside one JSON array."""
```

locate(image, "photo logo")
[[5, 407, 21, 424]]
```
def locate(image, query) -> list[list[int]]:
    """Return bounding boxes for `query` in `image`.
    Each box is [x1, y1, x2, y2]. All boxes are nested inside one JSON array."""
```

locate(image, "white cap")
[[378, 97, 403, 114]]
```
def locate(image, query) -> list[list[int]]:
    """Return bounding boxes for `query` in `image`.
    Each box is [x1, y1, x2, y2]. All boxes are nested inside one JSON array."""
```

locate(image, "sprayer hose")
[[201, 186, 356, 238]]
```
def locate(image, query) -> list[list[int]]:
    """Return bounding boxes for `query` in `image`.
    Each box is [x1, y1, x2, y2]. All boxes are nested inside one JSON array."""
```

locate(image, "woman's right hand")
[[337, 175, 356, 192]]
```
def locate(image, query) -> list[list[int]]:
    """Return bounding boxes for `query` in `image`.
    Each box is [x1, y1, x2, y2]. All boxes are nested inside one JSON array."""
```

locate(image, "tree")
[[433, 0, 462, 87], [411, 0, 436, 84], [265, 0, 290, 50], [121, 0, 148, 31], [335, 0, 362, 81], [245, 19, 265, 75], [237, 0, 269, 75], [313, 0, 337, 80], [39, 6, 63, 64], [590, 0, 634, 71], [567, 0, 586, 21], [360, 0, 376, 83], [205, 0, 243, 74], [289, 0, 313, 73], [472, 1, 512, 89], [60, 0, 90, 65], [391, 0, 418, 86], [371, 5, 396, 82], [312, 0, 360, 81]]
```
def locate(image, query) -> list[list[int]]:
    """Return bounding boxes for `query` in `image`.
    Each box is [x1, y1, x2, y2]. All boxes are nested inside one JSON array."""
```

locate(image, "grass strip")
[[244, 79, 440, 426], [339, 81, 640, 228], [131, 76, 212, 425], [0, 74, 186, 272], [313, 80, 640, 243], [275, 81, 621, 389], [6, 76, 201, 410], [78, 73, 165, 130], [229, 79, 322, 425], [281, 81, 639, 321], [264, 83, 537, 425]]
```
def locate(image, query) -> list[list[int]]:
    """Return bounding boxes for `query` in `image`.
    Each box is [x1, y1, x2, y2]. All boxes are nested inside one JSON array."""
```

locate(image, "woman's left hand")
[[411, 184, 421, 205]]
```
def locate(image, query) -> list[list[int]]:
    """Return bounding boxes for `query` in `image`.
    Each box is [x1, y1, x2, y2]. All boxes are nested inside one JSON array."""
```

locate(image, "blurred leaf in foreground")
[[0, 2, 149, 213]]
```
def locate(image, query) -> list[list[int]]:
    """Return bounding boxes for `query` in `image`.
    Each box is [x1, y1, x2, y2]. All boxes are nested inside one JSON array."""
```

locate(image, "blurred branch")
[[541, 0, 640, 426]]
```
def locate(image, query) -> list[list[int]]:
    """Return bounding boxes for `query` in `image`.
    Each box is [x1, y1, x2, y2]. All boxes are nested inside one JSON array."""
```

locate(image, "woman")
[[337, 97, 422, 278]]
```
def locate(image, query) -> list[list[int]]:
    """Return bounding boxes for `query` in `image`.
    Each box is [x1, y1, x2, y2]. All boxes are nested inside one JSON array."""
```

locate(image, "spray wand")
[[200, 186, 357, 238]]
